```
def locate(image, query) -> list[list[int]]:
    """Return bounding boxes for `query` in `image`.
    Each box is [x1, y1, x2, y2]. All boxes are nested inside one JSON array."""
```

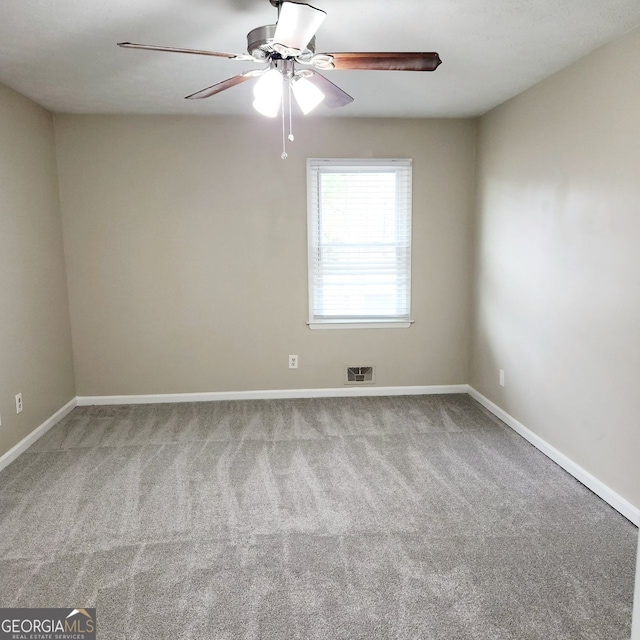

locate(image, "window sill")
[[308, 320, 413, 330]]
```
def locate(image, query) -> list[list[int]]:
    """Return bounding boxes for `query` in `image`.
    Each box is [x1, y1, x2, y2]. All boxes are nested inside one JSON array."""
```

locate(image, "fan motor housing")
[[247, 24, 316, 59]]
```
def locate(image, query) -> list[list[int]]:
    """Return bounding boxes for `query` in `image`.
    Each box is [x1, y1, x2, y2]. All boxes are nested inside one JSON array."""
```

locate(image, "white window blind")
[[307, 159, 412, 328]]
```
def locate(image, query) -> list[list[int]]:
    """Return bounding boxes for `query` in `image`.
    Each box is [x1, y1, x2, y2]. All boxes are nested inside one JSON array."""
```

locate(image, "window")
[[307, 159, 412, 329]]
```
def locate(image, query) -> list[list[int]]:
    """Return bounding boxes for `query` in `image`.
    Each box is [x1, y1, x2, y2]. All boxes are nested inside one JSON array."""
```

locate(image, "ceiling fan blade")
[[117, 42, 253, 61], [305, 71, 353, 108], [319, 52, 442, 71], [185, 70, 265, 100], [273, 2, 327, 56]]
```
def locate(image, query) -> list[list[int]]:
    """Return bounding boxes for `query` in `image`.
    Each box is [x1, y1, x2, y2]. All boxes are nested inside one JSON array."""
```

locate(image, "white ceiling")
[[1, 0, 639, 118]]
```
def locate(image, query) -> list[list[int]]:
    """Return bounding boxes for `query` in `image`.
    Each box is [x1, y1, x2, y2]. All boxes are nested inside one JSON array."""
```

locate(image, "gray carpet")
[[0, 394, 636, 639]]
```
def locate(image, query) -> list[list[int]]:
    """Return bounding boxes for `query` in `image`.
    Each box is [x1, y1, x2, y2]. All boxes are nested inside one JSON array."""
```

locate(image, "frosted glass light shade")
[[291, 76, 325, 114], [273, 2, 326, 56], [252, 69, 283, 117]]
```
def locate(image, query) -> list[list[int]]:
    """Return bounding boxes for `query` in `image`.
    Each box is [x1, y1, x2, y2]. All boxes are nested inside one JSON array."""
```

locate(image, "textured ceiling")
[[1, 0, 639, 118]]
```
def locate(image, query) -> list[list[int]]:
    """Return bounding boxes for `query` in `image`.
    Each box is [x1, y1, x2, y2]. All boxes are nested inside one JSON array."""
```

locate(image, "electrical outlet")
[[289, 355, 299, 369], [15, 393, 23, 414], [499, 370, 505, 387]]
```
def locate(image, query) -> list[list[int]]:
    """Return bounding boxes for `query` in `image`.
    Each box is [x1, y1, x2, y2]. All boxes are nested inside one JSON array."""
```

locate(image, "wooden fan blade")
[[185, 70, 264, 100], [117, 42, 252, 60], [306, 72, 353, 108], [321, 52, 442, 71]]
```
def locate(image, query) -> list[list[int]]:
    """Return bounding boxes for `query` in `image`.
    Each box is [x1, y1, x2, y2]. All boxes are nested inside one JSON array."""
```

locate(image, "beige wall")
[[470, 27, 640, 509], [54, 115, 476, 395], [0, 83, 76, 457]]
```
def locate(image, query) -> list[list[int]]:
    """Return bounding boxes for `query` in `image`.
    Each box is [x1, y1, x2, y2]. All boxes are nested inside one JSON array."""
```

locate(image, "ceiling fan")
[[118, 0, 442, 157]]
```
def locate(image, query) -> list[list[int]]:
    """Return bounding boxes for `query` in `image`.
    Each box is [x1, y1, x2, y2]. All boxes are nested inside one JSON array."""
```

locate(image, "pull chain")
[[281, 76, 288, 160], [288, 81, 294, 142]]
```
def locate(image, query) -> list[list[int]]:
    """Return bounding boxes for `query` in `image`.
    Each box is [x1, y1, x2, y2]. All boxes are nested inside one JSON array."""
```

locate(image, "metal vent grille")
[[345, 366, 375, 385]]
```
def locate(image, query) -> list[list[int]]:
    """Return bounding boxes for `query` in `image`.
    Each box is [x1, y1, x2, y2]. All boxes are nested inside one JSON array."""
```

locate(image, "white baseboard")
[[77, 384, 469, 406], [468, 386, 640, 526], [0, 397, 78, 473]]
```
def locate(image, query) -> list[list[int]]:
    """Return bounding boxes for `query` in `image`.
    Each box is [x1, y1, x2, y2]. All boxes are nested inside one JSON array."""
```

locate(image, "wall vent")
[[345, 366, 375, 385]]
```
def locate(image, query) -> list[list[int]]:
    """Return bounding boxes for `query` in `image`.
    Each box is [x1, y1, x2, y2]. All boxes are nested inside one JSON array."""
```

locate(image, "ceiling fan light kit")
[[117, 0, 442, 158], [251, 60, 326, 118]]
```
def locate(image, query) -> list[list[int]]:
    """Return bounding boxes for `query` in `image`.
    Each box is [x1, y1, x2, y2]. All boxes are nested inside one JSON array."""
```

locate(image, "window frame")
[[306, 158, 413, 330]]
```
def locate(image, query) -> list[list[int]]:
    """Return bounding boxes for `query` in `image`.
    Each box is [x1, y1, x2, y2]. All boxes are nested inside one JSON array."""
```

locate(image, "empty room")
[[0, 0, 639, 638]]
